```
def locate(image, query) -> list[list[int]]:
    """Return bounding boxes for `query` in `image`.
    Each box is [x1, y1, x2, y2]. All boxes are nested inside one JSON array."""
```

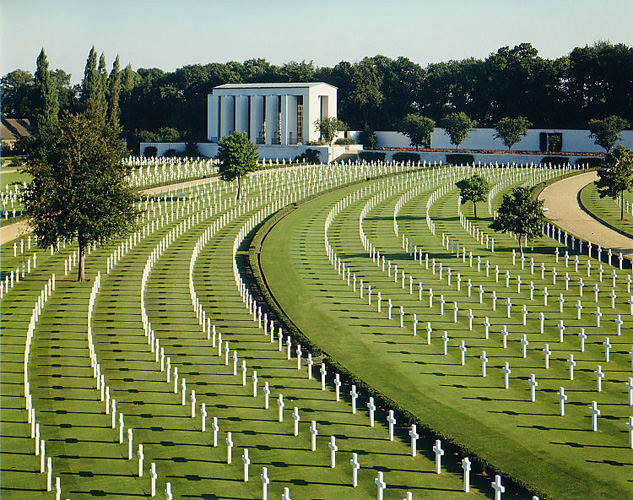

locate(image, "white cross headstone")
[[368, 397, 376, 427], [409, 424, 419, 456], [590, 401, 600, 431], [594, 365, 605, 392], [293, 407, 300, 436], [261, 467, 270, 500], [351, 453, 360, 487], [557, 387, 567, 416], [350, 384, 358, 413], [480, 351, 488, 377], [387, 410, 396, 441], [278, 393, 285, 422], [226, 431, 233, 464], [150, 462, 157, 497], [492, 475, 505, 500], [375, 471, 386, 500], [568, 355, 577, 381], [528, 374, 538, 402], [212, 417, 219, 447], [462, 457, 471, 492], [503, 362, 511, 389], [242, 448, 250, 482], [310, 421, 318, 451], [329, 435, 338, 468], [433, 439, 444, 474]]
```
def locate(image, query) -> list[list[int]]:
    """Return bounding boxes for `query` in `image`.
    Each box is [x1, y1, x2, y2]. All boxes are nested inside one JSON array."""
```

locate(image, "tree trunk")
[[77, 240, 86, 282], [473, 201, 477, 219], [236, 176, 241, 201], [621, 191, 625, 221]]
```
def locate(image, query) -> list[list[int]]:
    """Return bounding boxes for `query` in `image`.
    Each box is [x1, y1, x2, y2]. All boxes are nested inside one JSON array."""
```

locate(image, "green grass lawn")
[[2, 166, 491, 499], [580, 181, 633, 238], [260, 167, 633, 499]]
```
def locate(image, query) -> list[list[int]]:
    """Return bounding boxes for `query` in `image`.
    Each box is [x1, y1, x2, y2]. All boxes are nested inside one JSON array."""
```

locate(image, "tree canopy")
[[455, 175, 490, 218], [442, 112, 476, 149], [595, 144, 633, 220], [489, 186, 545, 248], [493, 116, 532, 150], [23, 112, 140, 281], [216, 131, 259, 199], [589, 115, 630, 152], [5, 42, 633, 153], [400, 114, 435, 149]]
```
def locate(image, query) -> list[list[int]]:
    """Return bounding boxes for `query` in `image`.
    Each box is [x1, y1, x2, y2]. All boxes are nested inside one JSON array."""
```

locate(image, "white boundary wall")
[[368, 128, 633, 153], [139, 142, 362, 163]]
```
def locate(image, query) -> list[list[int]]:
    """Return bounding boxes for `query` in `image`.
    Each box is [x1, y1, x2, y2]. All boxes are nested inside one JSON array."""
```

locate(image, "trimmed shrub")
[[392, 152, 420, 163], [359, 151, 386, 162], [575, 157, 604, 168], [162, 148, 178, 158], [540, 156, 569, 166], [446, 153, 474, 165], [335, 137, 356, 145], [143, 146, 158, 157]]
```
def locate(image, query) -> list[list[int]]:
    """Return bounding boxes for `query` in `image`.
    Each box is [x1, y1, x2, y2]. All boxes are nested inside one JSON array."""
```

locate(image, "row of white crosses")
[[321, 163, 633, 483], [407, 175, 633, 438], [223, 166, 517, 497], [17, 161, 253, 496], [151, 163, 429, 496], [1, 236, 39, 300], [24, 198, 185, 496], [40, 182, 228, 497]]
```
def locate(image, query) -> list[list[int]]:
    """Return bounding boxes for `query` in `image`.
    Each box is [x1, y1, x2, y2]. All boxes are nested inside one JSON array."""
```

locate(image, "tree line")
[[3, 41, 633, 153]]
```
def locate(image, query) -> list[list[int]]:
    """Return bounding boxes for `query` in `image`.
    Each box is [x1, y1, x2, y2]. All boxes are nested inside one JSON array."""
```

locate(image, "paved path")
[[539, 171, 633, 257]]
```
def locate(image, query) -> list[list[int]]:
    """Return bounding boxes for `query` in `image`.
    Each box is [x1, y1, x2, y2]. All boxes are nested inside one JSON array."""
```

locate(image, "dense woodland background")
[[3, 42, 633, 153]]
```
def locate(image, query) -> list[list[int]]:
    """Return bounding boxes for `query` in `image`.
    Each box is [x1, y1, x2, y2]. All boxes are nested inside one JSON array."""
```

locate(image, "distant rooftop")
[[214, 82, 336, 90], [1, 118, 31, 143]]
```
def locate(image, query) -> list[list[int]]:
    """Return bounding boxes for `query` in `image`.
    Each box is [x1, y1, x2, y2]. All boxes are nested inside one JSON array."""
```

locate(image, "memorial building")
[[207, 82, 337, 146]]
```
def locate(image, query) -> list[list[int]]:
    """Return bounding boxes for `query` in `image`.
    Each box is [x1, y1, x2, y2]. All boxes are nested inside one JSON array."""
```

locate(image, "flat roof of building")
[[214, 82, 336, 90]]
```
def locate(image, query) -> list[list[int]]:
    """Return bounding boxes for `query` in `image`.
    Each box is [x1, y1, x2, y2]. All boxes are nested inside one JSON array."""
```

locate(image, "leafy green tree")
[[1, 69, 34, 118], [358, 127, 378, 149], [400, 114, 435, 149], [216, 131, 259, 200], [33, 49, 59, 133], [589, 115, 629, 152], [489, 186, 545, 250], [349, 57, 384, 128], [456, 175, 490, 218], [314, 117, 344, 145], [595, 144, 633, 220], [493, 116, 532, 150], [442, 112, 476, 149], [23, 112, 140, 281]]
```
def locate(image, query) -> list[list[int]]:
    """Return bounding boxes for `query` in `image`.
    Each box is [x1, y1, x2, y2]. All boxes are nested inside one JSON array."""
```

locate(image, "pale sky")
[[2, 0, 632, 83]]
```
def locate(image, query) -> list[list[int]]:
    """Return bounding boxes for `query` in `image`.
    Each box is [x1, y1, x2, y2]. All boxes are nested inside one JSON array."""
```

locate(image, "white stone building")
[[207, 82, 337, 146]]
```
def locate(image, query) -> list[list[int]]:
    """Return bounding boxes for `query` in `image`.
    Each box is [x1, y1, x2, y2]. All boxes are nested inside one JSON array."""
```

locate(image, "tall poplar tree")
[[81, 47, 107, 125], [33, 48, 59, 132], [107, 55, 121, 126]]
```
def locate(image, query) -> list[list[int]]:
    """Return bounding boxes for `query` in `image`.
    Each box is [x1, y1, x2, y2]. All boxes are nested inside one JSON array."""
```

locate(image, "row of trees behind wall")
[[3, 41, 633, 153]]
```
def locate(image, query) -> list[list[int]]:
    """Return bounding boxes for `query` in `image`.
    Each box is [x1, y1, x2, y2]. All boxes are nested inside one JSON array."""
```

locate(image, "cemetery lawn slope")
[[259, 178, 632, 500]]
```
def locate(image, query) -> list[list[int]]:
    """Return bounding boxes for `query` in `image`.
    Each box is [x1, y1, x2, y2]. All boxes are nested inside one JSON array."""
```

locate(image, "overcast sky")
[[2, 0, 632, 83]]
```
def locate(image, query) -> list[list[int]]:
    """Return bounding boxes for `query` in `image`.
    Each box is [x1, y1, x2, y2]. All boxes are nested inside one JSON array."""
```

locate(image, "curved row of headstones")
[[200, 163, 451, 498], [321, 164, 633, 497], [16, 178, 229, 497]]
